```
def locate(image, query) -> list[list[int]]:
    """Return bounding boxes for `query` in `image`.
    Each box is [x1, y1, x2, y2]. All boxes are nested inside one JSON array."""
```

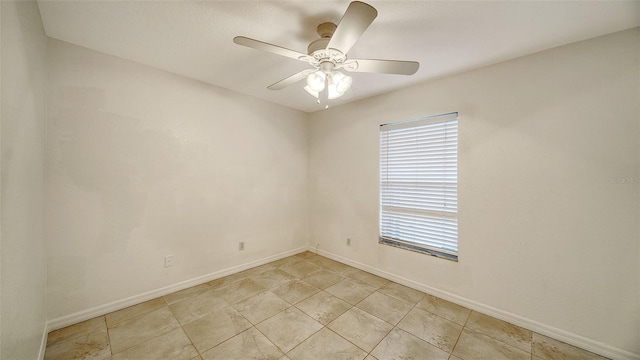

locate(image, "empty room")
[[1, 1, 639, 359]]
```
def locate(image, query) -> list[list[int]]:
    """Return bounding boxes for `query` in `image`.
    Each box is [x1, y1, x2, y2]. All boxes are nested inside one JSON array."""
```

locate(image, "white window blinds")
[[379, 112, 458, 260]]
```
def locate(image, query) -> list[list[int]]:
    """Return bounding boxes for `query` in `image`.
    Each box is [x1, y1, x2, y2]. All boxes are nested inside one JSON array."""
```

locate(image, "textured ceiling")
[[37, 1, 640, 113]]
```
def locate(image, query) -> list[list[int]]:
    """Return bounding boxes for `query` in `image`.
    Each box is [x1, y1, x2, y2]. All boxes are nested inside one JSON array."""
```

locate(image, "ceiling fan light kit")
[[233, 1, 419, 108], [304, 70, 352, 101]]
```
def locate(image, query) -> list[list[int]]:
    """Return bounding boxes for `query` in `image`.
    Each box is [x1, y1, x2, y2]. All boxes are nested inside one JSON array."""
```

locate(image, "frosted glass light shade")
[[306, 71, 326, 92], [332, 71, 352, 94]]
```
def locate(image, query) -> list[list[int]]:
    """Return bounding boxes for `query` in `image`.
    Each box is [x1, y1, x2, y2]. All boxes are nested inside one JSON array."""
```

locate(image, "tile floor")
[[45, 252, 610, 360]]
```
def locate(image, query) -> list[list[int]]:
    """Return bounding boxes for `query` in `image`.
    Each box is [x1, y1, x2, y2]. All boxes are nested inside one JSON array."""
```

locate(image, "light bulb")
[[306, 71, 326, 92]]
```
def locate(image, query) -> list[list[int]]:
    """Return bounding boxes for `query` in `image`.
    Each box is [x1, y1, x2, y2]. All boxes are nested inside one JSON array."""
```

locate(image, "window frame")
[[379, 112, 459, 261]]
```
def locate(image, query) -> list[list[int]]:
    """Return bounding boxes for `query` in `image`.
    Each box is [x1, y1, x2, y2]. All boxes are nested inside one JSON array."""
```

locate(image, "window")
[[379, 112, 458, 261]]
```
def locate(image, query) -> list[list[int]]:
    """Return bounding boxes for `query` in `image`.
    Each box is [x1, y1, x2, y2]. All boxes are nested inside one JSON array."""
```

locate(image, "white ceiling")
[[37, 1, 640, 113]]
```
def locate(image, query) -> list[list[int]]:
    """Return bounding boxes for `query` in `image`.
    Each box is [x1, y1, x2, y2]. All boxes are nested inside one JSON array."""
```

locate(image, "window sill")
[[379, 237, 458, 262]]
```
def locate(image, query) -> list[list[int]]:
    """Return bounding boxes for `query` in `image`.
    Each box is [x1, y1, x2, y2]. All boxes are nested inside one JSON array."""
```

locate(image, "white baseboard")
[[46, 247, 307, 332], [311, 247, 639, 360], [38, 324, 48, 360]]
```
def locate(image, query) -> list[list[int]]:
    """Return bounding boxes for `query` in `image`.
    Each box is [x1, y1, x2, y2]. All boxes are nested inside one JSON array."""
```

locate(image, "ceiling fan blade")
[[268, 71, 308, 90], [327, 1, 377, 54], [344, 59, 420, 75], [234, 36, 307, 61]]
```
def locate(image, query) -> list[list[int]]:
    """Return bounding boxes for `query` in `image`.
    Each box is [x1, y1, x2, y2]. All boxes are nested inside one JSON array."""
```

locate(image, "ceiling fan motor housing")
[[308, 22, 338, 55], [307, 38, 330, 55], [307, 22, 346, 69], [317, 22, 337, 38]]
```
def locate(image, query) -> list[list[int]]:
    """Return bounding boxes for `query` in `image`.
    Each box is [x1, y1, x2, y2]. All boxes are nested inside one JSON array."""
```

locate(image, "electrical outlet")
[[164, 255, 174, 267], [239, 242, 245, 251], [346, 238, 351, 246]]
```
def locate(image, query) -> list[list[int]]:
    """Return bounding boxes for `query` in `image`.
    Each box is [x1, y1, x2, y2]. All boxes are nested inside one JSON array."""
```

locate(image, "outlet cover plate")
[[165, 255, 174, 267]]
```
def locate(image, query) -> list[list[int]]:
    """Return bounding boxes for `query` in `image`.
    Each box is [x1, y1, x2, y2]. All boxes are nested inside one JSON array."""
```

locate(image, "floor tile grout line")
[[166, 297, 203, 359], [227, 273, 327, 357], [460, 310, 536, 358], [301, 257, 390, 357], [447, 307, 472, 359], [367, 285, 471, 357], [353, 288, 398, 358], [201, 325, 263, 358], [256, 314, 325, 356], [107, 305, 183, 356], [348, 288, 400, 357], [309, 271, 399, 358], [279, 257, 387, 358], [102, 316, 113, 358], [46, 318, 107, 350], [180, 303, 255, 358], [378, 286, 426, 357], [323, 324, 379, 356]]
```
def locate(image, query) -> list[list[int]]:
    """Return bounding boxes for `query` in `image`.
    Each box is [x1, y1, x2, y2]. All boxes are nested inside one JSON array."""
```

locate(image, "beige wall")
[[46, 39, 309, 321], [308, 28, 639, 358], [0, 1, 48, 358]]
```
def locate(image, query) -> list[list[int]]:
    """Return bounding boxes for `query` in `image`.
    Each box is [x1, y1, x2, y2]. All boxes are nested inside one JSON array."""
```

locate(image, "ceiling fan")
[[233, 1, 420, 107]]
